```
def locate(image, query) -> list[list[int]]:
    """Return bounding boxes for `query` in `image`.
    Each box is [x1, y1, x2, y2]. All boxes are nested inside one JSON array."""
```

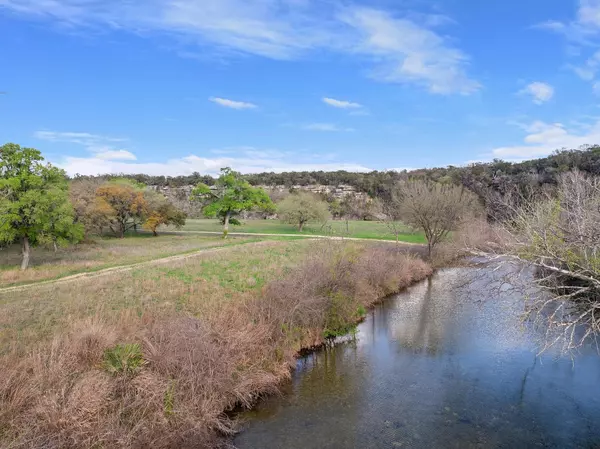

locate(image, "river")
[[234, 266, 600, 449]]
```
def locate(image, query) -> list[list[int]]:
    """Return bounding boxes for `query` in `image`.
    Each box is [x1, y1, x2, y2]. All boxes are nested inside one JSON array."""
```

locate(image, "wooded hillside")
[[75, 145, 600, 202]]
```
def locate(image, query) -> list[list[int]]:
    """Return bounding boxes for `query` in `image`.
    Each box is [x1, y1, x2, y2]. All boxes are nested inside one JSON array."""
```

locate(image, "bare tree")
[[395, 179, 480, 256], [381, 189, 406, 244], [467, 170, 600, 353]]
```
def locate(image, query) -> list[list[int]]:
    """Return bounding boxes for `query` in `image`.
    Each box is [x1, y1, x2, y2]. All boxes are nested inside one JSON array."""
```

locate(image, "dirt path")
[[0, 240, 277, 295], [159, 230, 421, 245], [1, 234, 424, 294]]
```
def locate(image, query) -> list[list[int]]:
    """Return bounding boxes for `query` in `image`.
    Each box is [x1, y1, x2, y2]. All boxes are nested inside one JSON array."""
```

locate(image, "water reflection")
[[235, 268, 600, 449]]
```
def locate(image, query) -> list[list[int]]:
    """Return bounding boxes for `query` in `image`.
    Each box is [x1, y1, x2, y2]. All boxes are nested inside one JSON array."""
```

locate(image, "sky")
[[3, 0, 600, 176]]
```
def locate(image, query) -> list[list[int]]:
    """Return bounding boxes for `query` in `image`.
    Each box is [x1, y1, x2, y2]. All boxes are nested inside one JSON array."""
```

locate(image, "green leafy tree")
[[191, 167, 274, 237], [0, 143, 83, 269], [278, 192, 330, 231]]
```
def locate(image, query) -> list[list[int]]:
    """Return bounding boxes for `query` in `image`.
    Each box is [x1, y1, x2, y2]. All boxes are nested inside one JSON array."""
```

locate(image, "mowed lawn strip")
[[0, 234, 262, 287], [0, 239, 313, 354], [165, 218, 427, 243]]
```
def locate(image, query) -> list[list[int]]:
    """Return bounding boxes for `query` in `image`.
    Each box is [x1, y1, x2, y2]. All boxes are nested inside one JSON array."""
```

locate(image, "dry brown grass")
[[0, 234, 255, 287], [0, 240, 431, 449]]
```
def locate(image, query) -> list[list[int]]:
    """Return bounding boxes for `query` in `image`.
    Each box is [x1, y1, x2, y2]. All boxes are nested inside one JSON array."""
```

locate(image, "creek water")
[[234, 266, 600, 449]]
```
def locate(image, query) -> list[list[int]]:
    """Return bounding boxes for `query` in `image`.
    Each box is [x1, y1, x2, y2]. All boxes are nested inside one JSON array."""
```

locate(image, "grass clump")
[[103, 343, 145, 376]]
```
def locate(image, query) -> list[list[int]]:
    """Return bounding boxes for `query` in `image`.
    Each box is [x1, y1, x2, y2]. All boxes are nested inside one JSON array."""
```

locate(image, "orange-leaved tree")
[[143, 190, 186, 236], [95, 180, 148, 238]]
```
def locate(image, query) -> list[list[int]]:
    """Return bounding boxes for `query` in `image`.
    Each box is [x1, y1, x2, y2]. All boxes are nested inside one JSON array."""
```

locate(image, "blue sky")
[[2, 0, 600, 176]]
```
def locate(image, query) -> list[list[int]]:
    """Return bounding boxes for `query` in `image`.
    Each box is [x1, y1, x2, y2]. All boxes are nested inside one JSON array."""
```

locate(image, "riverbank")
[[0, 240, 431, 448], [235, 266, 600, 449]]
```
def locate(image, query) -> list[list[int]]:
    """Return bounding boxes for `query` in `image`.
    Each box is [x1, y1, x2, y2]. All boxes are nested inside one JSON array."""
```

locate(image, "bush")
[[261, 242, 432, 343], [103, 343, 145, 375]]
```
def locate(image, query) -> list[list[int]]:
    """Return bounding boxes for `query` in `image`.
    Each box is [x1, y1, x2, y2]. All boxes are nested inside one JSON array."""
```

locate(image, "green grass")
[[165, 219, 427, 244], [0, 234, 260, 287], [0, 239, 315, 352]]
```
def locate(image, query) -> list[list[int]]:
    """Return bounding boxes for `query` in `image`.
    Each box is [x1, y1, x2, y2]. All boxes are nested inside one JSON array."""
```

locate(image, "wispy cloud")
[[489, 119, 600, 160], [537, 0, 600, 43], [340, 7, 480, 95], [1, 0, 479, 95], [538, 1, 600, 94], [519, 82, 554, 104], [34, 131, 127, 145], [209, 97, 257, 109], [303, 123, 355, 132], [34, 130, 134, 160], [323, 97, 362, 109]]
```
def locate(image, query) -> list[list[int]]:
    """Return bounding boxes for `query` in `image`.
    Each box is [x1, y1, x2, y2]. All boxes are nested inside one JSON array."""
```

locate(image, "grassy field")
[[0, 239, 312, 353], [166, 218, 427, 243], [0, 233, 261, 287], [0, 237, 432, 448]]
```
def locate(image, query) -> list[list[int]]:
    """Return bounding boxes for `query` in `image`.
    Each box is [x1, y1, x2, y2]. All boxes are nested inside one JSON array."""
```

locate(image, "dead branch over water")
[[463, 171, 600, 354]]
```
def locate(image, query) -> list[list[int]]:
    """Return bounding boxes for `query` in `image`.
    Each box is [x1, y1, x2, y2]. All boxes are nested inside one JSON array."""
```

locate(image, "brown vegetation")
[[392, 179, 481, 256], [0, 241, 431, 448], [468, 170, 600, 353]]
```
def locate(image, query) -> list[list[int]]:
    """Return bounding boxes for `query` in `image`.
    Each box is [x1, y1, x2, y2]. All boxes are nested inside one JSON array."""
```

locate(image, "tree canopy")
[[277, 192, 330, 231], [395, 179, 480, 256], [0, 143, 82, 269], [143, 190, 186, 236], [95, 180, 148, 238], [191, 167, 274, 237]]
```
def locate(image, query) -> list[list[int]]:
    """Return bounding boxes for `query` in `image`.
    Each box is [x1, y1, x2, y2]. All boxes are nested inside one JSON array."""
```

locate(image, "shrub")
[[261, 242, 432, 344]]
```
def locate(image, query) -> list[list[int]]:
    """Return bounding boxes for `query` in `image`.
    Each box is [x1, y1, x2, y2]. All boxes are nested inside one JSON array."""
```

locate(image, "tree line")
[[1, 144, 187, 270], [86, 145, 600, 202]]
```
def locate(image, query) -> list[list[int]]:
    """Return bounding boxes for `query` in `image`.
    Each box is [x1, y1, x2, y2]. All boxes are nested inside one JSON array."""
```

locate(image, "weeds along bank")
[[0, 240, 431, 449]]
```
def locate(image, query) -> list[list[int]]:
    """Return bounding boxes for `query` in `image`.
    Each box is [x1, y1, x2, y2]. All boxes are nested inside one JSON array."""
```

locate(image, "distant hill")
[[73, 145, 600, 202]]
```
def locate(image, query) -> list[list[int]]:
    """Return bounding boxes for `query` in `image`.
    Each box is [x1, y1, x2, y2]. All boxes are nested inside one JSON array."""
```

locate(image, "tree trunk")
[[152, 228, 158, 237], [427, 241, 433, 258], [21, 236, 30, 271], [298, 221, 304, 232], [53, 240, 58, 252], [345, 219, 349, 234], [223, 211, 231, 239]]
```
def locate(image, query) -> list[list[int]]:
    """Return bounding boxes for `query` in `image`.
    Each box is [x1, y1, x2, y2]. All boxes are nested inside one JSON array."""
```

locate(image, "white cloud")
[[568, 49, 600, 80], [578, 0, 600, 28], [519, 82, 554, 104], [93, 149, 137, 160], [54, 152, 371, 177], [0, 0, 479, 95], [490, 119, 600, 159], [303, 123, 355, 132], [339, 7, 480, 94], [387, 167, 416, 172], [34, 130, 134, 161], [209, 97, 257, 109], [323, 97, 362, 109], [538, 0, 600, 42], [34, 130, 127, 145]]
